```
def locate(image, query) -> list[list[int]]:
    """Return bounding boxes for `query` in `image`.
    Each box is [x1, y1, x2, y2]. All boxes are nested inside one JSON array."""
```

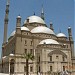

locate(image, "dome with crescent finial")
[[24, 15, 46, 24]]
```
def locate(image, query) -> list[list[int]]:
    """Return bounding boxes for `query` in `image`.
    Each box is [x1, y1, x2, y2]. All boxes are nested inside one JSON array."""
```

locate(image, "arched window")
[[50, 56, 52, 61], [50, 66, 52, 71], [10, 59, 15, 74], [62, 56, 65, 61], [63, 66, 65, 71]]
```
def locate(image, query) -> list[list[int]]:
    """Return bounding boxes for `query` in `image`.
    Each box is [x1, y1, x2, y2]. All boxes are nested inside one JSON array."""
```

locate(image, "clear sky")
[[0, 0, 74, 58]]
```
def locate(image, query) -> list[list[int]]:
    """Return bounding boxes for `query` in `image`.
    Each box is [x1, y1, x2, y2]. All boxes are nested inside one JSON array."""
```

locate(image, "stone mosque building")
[[0, 0, 75, 75]]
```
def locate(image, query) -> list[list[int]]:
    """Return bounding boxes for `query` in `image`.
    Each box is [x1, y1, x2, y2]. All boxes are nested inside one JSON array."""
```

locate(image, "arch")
[[48, 50, 67, 58], [10, 59, 15, 74]]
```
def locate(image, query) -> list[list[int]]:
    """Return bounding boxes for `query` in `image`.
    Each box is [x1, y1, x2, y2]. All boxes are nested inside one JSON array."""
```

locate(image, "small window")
[[63, 45, 66, 48], [63, 66, 65, 71], [12, 50, 14, 54], [39, 56, 40, 62], [39, 34, 41, 36], [25, 40, 27, 45], [30, 66, 33, 72], [24, 49, 27, 54], [30, 49, 33, 54], [10, 59, 15, 74], [24, 66, 26, 72], [50, 56, 52, 61], [50, 66, 52, 71], [67, 45, 68, 48], [56, 56, 59, 59], [62, 56, 65, 61], [27, 33, 28, 35], [39, 66, 40, 72], [30, 41, 33, 46]]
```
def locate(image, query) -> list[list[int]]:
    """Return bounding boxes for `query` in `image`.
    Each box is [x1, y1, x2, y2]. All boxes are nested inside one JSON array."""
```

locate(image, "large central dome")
[[31, 26, 55, 35], [24, 16, 46, 24]]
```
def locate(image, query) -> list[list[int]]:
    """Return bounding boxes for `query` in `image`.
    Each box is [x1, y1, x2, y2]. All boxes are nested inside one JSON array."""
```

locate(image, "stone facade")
[[0, 1, 75, 75], [0, 15, 75, 75]]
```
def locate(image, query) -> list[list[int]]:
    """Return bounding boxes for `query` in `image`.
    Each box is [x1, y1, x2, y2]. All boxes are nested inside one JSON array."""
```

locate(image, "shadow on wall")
[[0, 73, 9, 75]]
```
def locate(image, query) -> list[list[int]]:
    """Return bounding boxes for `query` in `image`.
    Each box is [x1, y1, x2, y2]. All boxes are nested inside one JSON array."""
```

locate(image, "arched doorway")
[[10, 59, 15, 74]]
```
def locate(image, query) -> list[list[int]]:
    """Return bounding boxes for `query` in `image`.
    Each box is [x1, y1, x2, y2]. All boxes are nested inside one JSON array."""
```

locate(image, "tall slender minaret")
[[41, 5, 45, 20], [68, 26, 74, 57], [3, 0, 10, 44]]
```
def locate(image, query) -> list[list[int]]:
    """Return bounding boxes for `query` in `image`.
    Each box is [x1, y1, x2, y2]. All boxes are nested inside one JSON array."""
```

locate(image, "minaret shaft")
[[3, 0, 9, 44], [50, 22, 54, 31], [41, 5, 45, 20]]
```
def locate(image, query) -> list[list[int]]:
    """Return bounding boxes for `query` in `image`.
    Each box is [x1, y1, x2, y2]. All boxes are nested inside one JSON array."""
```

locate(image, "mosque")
[[0, 0, 75, 75]]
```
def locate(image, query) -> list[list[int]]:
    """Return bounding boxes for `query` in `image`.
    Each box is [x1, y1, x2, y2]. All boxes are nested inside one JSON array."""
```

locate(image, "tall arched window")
[[62, 56, 65, 61], [50, 56, 52, 61], [10, 59, 15, 74]]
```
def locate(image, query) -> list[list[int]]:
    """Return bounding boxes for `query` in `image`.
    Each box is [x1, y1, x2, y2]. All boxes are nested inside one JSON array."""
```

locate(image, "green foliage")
[[22, 53, 34, 75], [22, 53, 34, 60]]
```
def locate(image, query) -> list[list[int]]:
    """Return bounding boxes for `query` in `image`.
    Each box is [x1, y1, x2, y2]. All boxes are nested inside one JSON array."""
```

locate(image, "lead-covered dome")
[[21, 26, 30, 31], [31, 26, 55, 35], [24, 16, 46, 24], [57, 33, 66, 37], [10, 30, 16, 37], [10, 26, 30, 37], [39, 39, 59, 45]]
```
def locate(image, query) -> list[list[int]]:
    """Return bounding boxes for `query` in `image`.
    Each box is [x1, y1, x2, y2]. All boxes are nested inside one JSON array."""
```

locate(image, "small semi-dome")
[[24, 15, 46, 24], [17, 15, 21, 18], [10, 26, 30, 37], [21, 26, 30, 31], [57, 33, 66, 37], [31, 26, 55, 35], [10, 30, 16, 37], [39, 39, 59, 45]]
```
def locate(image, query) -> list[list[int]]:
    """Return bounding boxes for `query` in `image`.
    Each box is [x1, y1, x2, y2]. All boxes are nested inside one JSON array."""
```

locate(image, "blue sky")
[[0, 0, 74, 58]]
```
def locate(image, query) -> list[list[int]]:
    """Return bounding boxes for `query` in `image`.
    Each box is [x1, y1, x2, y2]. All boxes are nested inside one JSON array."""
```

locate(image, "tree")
[[22, 53, 34, 75]]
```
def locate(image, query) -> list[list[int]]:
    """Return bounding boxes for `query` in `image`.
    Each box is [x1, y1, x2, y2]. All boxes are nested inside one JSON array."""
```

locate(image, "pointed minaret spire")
[[42, 5, 44, 13], [3, 0, 10, 44], [33, 12, 35, 15], [50, 22, 54, 31], [41, 5, 45, 20], [59, 29, 61, 33], [7, 0, 10, 5]]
